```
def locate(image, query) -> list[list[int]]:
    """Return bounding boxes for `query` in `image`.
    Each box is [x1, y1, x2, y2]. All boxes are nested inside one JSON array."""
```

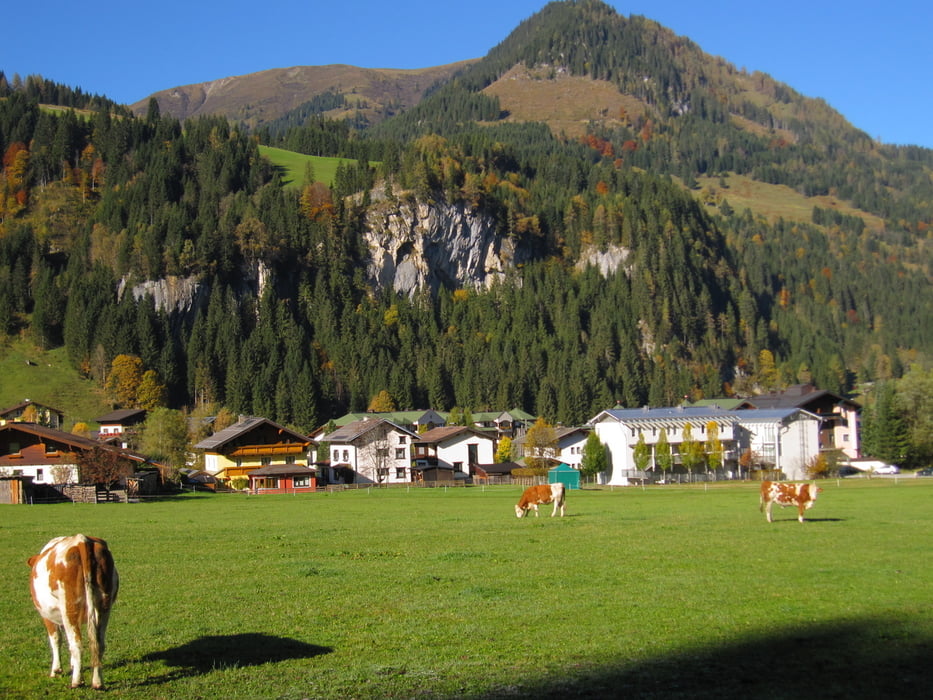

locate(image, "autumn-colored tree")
[[524, 417, 557, 476], [21, 403, 39, 423], [705, 421, 723, 473], [76, 446, 134, 495], [105, 354, 144, 407], [299, 181, 334, 221], [136, 369, 167, 410], [71, 422, 91, 438], [495, 436, 513, 463], [680, 422, 705, 480], [368, 390, 396, 413]]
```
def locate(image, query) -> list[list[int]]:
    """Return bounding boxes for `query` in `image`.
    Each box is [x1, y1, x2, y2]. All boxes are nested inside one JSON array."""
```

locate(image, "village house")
[[0, 422, 104, 485], [554, 426, 591, 469], [735, 384, 861, 460], [317, 410, 446, 437], [412, 425, 498, 482], [96, 408, 148, 448], [320, 418, 419, 485], [590, 405, 821, 485], [0, 400, 66, 429], [193, 416, 314, 487], [470, 408, 536, 439]]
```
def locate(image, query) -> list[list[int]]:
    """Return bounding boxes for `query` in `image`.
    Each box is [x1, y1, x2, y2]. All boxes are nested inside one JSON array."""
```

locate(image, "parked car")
[[872, 463, 900, 475], [915, 468, 933, 477]]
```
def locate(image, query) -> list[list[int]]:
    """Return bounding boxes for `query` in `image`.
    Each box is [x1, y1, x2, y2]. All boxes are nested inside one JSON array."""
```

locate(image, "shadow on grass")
[[133, 632, 332, 686], [467, 617, 931, 699]]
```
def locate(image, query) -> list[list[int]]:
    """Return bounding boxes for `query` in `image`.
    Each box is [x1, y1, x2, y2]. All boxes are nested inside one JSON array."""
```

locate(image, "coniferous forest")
[[1, 1, 931, 445]]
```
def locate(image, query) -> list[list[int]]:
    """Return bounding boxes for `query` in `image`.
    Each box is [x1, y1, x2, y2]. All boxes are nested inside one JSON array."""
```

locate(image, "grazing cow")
[[28, 535, 119, 689], [759, 481, 822, 523], [515, 483, 566, 518]]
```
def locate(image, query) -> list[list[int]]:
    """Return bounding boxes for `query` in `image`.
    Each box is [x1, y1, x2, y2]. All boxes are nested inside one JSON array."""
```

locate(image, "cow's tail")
[[76, 536, 103, 668]]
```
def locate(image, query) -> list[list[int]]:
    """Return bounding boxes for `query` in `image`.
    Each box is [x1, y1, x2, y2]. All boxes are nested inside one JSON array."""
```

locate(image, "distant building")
[[590, 405, 821, 484], [735, 384, 861, 460], [320, 418, 419, 485], [0, 400, 65, 430], [193, 416, 313, 485]]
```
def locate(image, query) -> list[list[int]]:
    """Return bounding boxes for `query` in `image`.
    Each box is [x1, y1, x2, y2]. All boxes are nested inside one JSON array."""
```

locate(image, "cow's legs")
[[532, 503, 539, 517], [797, 504, 806, 523], [765, 501, 773, 523], [61, 621, 84, 688], [90, 609, 110, 689], [42, 619, 63, 678]]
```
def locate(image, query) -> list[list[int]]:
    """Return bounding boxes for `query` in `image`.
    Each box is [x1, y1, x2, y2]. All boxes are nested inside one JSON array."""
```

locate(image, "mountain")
[[130, 61, 476, 128], [1, 0, 931, 441]]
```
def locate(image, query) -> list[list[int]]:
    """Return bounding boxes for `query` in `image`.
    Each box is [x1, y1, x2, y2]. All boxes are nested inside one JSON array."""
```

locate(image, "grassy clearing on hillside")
[[1, 481, 930, 698], [0, 335, 110, 428], [695, 173, 886, 231], [259, 146, 375, 189]]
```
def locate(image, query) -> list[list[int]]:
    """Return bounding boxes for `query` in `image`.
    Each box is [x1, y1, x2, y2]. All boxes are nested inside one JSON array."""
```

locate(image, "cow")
[[28, 535, 119, 689], [759, 481, 822, 523], [515, 483, 566, 518]]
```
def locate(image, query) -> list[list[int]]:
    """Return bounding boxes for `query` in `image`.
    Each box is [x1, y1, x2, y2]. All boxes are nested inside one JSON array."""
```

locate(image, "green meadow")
[[258, 146, 374, 189], [2, 481, 930, 698]]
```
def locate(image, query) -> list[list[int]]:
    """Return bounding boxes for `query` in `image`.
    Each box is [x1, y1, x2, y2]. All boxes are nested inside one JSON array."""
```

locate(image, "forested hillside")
[[1, 1, 931, 446]]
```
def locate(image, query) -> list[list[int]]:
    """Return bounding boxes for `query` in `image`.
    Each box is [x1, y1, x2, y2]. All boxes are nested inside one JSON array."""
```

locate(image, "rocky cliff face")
[[363, 199, 526, 296]]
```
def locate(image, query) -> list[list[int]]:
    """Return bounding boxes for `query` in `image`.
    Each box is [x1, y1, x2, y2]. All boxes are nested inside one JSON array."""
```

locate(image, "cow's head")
[[515, 504, 526, 518]]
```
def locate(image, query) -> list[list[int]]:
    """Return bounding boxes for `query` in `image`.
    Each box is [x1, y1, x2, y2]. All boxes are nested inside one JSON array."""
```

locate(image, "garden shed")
[[548, 462, 580, 490]]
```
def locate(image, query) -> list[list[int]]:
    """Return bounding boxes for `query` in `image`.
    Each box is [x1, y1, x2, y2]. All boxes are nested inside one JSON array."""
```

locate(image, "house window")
[[333, 449, 340, 463], [395, 467, 407, 480], [261, 456, 271, 466], [36, 468, 44, 481], [285, 454, 295, 464], [454, 462, 463, 471], [398, 435, 407, 445], [395, 448, 406, 460], [294, 476, 310, 488], [342, 450, 349, 462]]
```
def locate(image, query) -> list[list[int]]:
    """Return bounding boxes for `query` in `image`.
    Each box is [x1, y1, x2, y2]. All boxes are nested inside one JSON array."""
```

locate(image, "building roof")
[[330, 410, 445, 428], [738, 384, 860, 411], [592, 405, 818, 428], [96, 408, 148, 424], [248, 464, 316, 477], [193, 416, 310, 451], [415, 425, 495, 444], [321, 418, 418, 444], [0, 422, 148, 464], [0, 399, 65, 418]]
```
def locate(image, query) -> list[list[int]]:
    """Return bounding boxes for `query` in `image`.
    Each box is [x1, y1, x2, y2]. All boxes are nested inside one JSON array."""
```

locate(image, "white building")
[[589, 406, 821, 485], [413, 426, 498, 480], [555, 426, 591, 470], [321, 418, 419, 485]]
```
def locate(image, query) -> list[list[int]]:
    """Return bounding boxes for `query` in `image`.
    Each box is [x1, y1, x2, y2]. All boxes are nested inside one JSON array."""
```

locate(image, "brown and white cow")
[[28, 535, 119, 689], [515, 483, 566, 518], [759, 481, 822, 523]]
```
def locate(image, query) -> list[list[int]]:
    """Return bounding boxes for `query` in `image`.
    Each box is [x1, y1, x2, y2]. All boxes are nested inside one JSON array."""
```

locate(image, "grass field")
[[2, 481, 930, 698], [0, 335, 111, 429], [258, 146, 375, 189]]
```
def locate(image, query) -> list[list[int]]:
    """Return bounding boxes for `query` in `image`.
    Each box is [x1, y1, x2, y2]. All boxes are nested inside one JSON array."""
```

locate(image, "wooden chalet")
[[193, 416, 313, 484]]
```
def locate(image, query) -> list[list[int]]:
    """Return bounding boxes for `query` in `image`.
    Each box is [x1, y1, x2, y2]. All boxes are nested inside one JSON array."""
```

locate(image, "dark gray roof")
[[193, 416, 309, 451], [96, 408, 147, 424]]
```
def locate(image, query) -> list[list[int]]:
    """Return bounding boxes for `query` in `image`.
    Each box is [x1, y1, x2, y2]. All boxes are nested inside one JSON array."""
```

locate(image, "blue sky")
[[4, 1, 930, 147]]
